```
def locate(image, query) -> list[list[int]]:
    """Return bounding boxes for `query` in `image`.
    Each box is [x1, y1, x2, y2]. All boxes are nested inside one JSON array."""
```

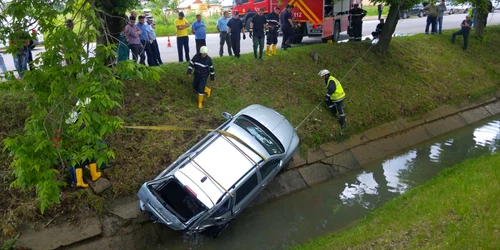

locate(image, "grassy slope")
[[292, 152, 500, 249], [0, 26, 500, 239], [105, 27, 500, 197]]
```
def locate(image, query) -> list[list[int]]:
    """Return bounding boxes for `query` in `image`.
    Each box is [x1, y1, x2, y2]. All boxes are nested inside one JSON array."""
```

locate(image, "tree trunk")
[[377, 4, 400, 52], [475, 10, 485, 38], [95, 0, 127, 64]]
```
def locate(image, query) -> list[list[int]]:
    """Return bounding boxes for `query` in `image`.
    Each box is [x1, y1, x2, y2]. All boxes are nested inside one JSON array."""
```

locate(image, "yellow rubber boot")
[[266, 45, 272, 56], [197, 94, 204, 109], [272, 44, 277, 55], [76, 168, 88, 188], [204, 87, 211, 97], [89, 163, 101, 182]]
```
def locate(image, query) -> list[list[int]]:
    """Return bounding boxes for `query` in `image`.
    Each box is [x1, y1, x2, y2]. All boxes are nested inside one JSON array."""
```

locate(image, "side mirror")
[[222, 112, 233, 120]]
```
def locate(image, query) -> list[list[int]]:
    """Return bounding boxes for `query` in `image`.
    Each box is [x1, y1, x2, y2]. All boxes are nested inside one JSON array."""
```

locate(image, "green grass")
[[292, 152, 500, 249], [363, 5, 390, 17], [1, 25, 500, 240]]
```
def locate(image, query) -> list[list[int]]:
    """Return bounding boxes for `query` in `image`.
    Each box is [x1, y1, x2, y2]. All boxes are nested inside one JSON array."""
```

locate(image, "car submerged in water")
[[137, 104, 300, 237]]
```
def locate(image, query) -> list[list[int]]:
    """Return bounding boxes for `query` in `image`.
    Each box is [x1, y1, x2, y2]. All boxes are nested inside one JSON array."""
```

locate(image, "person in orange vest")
[[318, 69, 347, 129]]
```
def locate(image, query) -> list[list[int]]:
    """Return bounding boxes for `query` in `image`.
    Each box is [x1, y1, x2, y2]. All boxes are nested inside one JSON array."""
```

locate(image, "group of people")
[[120, 11, 163, 66]]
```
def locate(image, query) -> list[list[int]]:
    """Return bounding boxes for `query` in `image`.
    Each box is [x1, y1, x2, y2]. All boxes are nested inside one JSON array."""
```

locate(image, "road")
[[2, 12, 499, 72]]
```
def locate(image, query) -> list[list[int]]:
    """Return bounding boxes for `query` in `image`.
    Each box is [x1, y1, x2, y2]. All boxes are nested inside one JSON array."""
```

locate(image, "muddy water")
[[148, 115, 500, 250]]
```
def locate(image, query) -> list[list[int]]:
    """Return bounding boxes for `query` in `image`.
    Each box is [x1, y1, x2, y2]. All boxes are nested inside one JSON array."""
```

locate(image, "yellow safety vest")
[[326, 76, 345, 101]]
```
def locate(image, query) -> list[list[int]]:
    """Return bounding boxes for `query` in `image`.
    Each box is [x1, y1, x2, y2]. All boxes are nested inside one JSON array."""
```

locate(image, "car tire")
[[418, 10, 423, 17], [333, 21, 341, 43]]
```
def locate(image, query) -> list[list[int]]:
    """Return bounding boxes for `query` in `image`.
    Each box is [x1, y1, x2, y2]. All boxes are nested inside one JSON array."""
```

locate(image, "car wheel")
[[333, 21, 340, 43], [418, 10, 423, 17]]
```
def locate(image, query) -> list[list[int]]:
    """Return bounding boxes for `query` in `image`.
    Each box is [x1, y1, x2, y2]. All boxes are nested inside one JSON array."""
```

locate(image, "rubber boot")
[[340, 116, 347, 129], [76, 168, 88, 188], [89, 163, 101, 182], [266, 45, 272, 56], [272, 44, 277, 55], [204, 87, 211, 97], [197, 94, 204, 109]]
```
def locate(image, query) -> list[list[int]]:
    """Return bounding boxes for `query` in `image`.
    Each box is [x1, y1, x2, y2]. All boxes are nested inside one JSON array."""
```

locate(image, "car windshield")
[[233, 115, 284, 155]]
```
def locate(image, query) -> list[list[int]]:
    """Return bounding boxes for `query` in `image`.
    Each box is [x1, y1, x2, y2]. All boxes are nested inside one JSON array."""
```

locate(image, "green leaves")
[[1, 0, 160, 213]]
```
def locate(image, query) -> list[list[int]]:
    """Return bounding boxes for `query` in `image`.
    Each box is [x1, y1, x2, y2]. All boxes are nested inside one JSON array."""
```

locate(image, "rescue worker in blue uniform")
[[348, 3, 367, 42], [280, 4, 295, 50], [318, 69, 347, 129], [227, 11, 246, 58], [266, 7, 280, 56], [187, 46, 215, 109]]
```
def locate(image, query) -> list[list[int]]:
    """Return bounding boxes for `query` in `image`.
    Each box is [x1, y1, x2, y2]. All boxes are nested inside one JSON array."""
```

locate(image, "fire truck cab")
[[232, 0, 356, 43]]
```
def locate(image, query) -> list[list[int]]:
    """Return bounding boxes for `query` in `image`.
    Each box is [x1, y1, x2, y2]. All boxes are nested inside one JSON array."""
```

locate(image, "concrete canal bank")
[[15, 93, 500, 250]]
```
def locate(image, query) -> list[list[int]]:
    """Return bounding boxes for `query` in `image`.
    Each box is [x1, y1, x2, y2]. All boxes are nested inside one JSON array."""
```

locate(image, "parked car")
[[401, 3, 426, 19], [448, 2, 471, 14], [137, 104, 300, 237]]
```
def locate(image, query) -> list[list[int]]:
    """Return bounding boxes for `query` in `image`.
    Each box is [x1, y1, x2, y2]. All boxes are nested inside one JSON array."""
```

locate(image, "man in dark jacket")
[[371, 18, 384, 39], [348, 3, 367, 41], [227, 11, 246, 58], [187, 46, 215, 109], [266, 7, 280, 56], [250, 8, 268, 60], [280, 4, 295, 49]]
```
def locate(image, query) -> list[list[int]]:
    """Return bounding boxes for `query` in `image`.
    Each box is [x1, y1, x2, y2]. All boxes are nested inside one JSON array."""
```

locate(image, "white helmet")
[[318, 69, 330, 77], [200, 46, 208, 54]]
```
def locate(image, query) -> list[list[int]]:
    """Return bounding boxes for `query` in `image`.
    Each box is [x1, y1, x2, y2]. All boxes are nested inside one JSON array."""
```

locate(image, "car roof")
[[176, 127, 264, 209]]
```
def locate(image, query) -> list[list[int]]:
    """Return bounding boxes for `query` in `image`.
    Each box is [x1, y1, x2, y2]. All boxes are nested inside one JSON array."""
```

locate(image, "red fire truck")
[[231, 0, 357, 43]]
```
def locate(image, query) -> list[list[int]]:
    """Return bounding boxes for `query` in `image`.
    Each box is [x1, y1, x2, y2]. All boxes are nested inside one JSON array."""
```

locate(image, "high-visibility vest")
[[326, 76, 345, 101]]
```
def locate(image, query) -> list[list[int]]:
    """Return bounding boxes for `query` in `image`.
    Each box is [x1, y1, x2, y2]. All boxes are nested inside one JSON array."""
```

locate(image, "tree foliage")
[[1, 0, 161, 213]]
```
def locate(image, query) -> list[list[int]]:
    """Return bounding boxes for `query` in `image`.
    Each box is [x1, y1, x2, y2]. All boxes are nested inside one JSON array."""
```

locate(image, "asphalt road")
[[2, 12, 499, 72]]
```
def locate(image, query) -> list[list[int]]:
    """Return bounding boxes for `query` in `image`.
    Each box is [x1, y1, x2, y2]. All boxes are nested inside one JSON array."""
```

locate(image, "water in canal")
[[153, 115, 500, 250]]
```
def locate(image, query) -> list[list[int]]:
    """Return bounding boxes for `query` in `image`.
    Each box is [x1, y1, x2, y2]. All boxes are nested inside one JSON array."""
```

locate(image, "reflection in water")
[[153, 116, 500, 250]]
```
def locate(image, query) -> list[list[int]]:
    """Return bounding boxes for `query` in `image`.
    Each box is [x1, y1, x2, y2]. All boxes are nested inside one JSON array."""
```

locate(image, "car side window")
[[212, 198, 231, 217], [235, 172, 258, 205], [259, 159, 280, 180]]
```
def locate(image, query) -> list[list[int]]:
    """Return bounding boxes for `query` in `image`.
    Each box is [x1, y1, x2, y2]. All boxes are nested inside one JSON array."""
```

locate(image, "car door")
[[257, 159, 282, 189], [232, 170, 260, 215]]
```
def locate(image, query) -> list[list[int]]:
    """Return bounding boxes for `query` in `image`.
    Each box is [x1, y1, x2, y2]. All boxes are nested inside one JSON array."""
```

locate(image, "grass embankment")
[[292, 152, 500, 249], [363, 5, 390, 17], [1, 26, 500, 242]]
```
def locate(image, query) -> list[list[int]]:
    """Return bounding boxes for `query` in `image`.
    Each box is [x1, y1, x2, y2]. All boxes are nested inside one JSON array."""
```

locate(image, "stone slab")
[[459, 107, 491, 124], [287, 153, 307, 170], [306, 148, 327, 164], [363, 120, 407, 141], [485, 102, 500, 115], [87, 177, 112, 195], [399, 117, 425, 130], [321, 150, 361, 171], [17, 217, 102, 250], [109, 197, 141, 220], [319, 141, 346, 157], [277, 170, 308, 192], [342, 133, 370, 149], [350, 136, 407, 166], [398, 125, 433, 149], [424, 105, 461, 123], [298, 163, 333, 186], [423, 115, 468, 137]]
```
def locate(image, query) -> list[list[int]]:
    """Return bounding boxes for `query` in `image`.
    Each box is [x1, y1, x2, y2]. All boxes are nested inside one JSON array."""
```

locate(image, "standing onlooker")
[[348, 3, 367, 42], [250, 8, 267, 60], [437, 0, 447, 34], [423, 2, 439, 34], [187, 46, 214, 109], [0, 53, 7, 74], [147, 17, 163, 65], [377, 4, 383, 20], [452, 15, 473, 50], [217, 11, 232, 57], [266, 7, 280, 56], [9, 26, 30, 80], [227, 11, 245, 58], [371, 18, 384, 39], [485, 0, 493, 27], [318, 69, 347, 129], [130, 10, 137, 19], [117, 27, 129, 62], [137, 15, 157, 66], [280, 4, 295, 49], [191, 14, 207, 54], [174, 12, 190, 62], [125, 16, 142, 62]]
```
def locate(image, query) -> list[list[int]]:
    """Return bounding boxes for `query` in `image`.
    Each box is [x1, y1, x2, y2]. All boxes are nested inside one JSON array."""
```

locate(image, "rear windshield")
[[155, 180, 206, 222], [234, 115, 284, 155]]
